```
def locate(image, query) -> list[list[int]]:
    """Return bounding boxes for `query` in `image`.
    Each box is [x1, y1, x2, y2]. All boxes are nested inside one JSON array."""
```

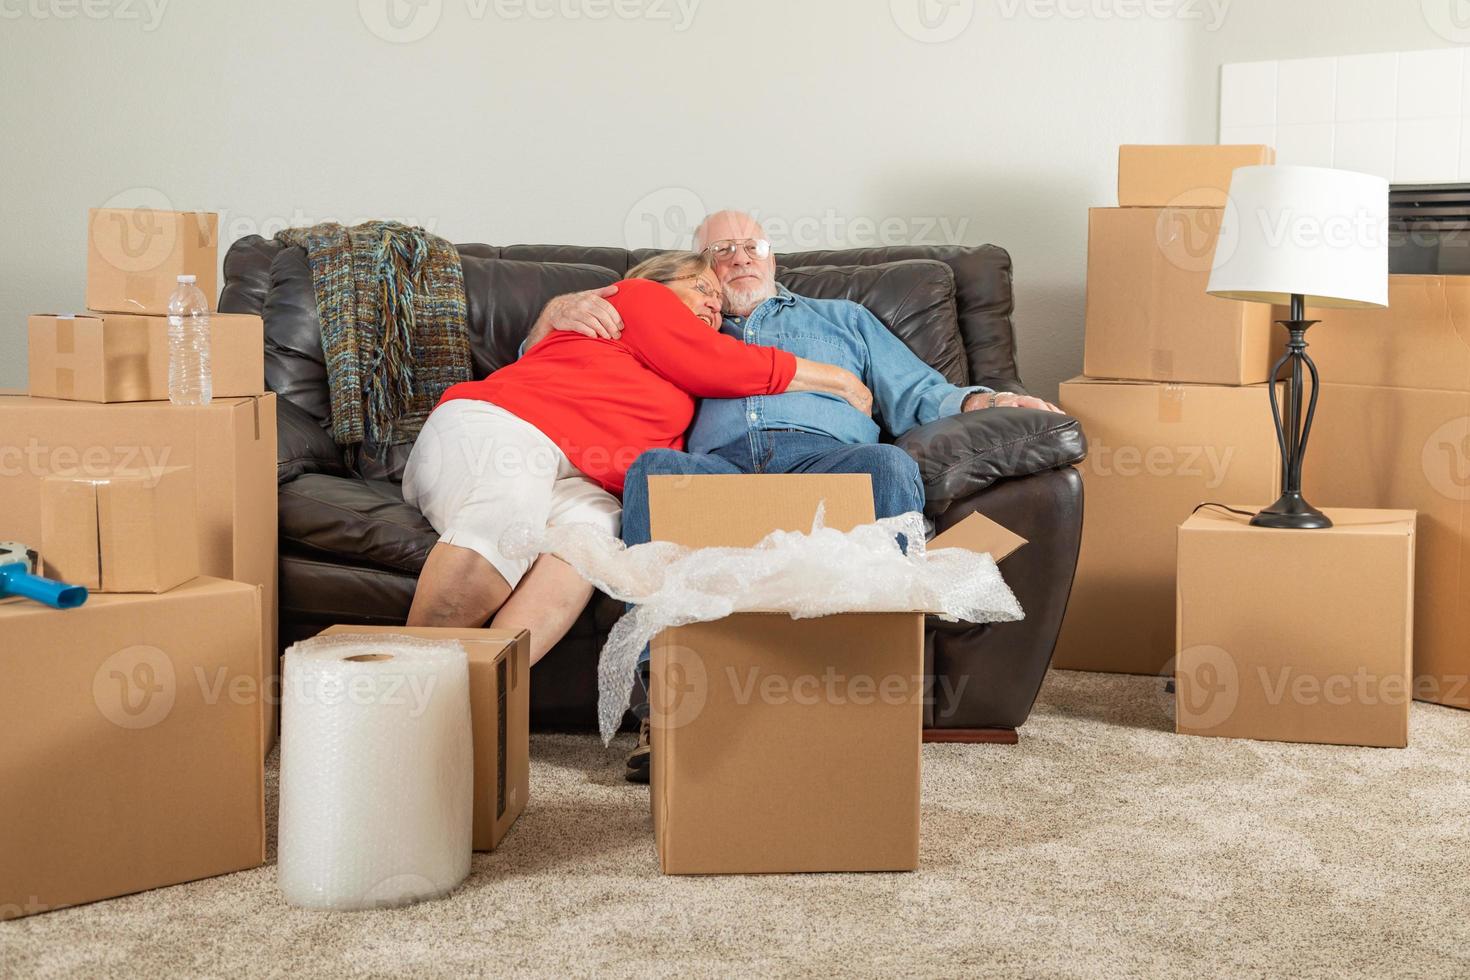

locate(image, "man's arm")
[[520, 284, 624, 356], [852, 305, 1061, 431]]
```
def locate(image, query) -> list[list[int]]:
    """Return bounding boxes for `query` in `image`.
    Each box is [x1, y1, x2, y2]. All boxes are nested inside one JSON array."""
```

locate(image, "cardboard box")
[[87, 208, 218, 315], [319, 624, 530, 852], [0, 577, 265, 920], [646, 474, 1020, 875], [1286, 275, 1470, 393], [1084, 206, 1278, 385], [1117, 144, 1275, 208], [1054, 378, 1282, 675], [0, 393, 279, 749], [40, 466, 199, 593], [28, 312, 265, 402], [1176, 507, 1416, 748], [1303, 382, 1470, 710]]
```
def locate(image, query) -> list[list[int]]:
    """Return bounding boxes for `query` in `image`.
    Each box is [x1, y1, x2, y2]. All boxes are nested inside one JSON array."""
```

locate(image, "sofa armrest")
[[897, 407, 1087, 515], [277, 396, 349, 485]]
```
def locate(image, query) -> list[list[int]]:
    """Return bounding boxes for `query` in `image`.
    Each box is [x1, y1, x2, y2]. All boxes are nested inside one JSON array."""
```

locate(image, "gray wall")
[[0, 0, 1456, 399]]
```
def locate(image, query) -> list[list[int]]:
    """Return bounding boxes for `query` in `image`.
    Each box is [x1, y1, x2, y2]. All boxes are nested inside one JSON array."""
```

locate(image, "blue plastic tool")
[[0, 541, 87, 609]]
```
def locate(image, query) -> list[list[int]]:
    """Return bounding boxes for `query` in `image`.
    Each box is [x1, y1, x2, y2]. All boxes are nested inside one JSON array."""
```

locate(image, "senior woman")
[[402, 250, 871, 662]]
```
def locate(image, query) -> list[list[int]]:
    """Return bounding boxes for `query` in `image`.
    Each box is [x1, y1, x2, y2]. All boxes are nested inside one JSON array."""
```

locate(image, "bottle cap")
[[177, 274, 196, 284]]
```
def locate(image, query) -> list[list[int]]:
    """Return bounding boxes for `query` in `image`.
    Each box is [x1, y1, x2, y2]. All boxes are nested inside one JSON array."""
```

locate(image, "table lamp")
[[1206, 164, 1389, 529]]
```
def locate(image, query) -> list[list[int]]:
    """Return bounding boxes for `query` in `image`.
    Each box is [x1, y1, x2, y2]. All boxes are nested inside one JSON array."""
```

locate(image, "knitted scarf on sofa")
[[275, 221, 472, 447]]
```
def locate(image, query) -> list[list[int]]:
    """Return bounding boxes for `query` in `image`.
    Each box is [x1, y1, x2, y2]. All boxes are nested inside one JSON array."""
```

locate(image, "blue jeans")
[[623, 431, 925, 718]]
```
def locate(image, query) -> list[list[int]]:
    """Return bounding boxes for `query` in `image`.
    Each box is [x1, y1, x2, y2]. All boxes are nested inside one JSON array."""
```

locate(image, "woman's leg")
[[488, 467, 623, 662], [489, 554, 593, 664], [408, 541, 513, 628], [402, 399, 561, 628]]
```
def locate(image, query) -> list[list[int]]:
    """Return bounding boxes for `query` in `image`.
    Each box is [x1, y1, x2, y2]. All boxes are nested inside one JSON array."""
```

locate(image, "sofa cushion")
[[461, 256, 619, 377], [777, 259, 967, 387], [896, 407, 1088, 515], [781, 244, 1019, 392], [279, 474, 436, 574]]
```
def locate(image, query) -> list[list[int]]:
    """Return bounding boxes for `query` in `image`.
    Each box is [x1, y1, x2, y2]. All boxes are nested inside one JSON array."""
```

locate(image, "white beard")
[[723, 279, 777, 317]]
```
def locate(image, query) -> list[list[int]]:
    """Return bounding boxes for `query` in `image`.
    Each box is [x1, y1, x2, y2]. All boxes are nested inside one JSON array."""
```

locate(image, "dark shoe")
[[625, 717, 650, 784]]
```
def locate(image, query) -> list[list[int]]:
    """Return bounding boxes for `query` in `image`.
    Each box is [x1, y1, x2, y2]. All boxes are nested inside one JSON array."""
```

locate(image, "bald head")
[[694, 210, 778, 317], [693, 210, 768, 251]]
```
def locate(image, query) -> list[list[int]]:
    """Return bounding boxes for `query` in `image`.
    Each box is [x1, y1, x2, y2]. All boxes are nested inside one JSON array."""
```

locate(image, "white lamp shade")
[[1206, 164, 1389, 309]]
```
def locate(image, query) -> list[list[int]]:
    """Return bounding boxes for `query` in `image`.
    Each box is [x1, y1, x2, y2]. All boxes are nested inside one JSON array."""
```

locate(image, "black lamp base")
[[1257, 293, 1334, 531], [1251, 492, 1333, 529]]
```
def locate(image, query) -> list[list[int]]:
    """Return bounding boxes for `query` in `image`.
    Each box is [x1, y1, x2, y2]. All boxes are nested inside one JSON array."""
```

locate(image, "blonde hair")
[[626, 250, 713, 285]]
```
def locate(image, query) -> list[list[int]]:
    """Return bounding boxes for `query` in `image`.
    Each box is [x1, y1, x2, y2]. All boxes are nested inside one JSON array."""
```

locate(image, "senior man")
[[524, 210, 1062, 779]]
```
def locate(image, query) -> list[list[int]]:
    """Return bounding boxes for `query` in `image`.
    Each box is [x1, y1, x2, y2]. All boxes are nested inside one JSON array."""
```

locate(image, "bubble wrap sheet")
[[278, 634, 473, 910], [502, 506, 1024, 744]]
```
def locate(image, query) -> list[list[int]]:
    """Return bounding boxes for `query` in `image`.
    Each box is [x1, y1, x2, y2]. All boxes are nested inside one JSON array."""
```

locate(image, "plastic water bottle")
[[167, 274, 212, 405]]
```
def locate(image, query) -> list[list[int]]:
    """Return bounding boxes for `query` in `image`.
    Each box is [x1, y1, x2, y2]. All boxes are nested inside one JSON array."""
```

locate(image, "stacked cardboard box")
[[1056, 145, 1283, 675], [0, 208, 275, 919], [1298, 276, 1470, 711], [4, 208, 278, 742]]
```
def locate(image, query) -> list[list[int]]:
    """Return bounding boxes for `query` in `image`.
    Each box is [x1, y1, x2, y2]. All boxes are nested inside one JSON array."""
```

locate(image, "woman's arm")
[[610, 279, 871, 413], [788, 358, 873, 416]]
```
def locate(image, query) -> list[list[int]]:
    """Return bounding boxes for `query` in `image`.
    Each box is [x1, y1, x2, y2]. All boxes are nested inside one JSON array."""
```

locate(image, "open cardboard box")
[[645, 474, 1025, 875]]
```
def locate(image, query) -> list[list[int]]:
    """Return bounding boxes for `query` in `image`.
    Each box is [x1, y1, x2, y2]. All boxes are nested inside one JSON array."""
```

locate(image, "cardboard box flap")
[[647, 474, 878, 548], [646, 474, 1026, 616], [928, 512, 1028, 562]]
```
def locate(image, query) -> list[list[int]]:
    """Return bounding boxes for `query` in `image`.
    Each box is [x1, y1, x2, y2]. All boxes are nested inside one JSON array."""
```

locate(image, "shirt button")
[[748, 412, 758, 421]]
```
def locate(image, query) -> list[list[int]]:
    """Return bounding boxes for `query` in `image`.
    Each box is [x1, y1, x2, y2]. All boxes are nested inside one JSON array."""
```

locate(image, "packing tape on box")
[[277, 633, 473, 911], [1158, 385, 1185, 424], [53, 316, 76, 399]]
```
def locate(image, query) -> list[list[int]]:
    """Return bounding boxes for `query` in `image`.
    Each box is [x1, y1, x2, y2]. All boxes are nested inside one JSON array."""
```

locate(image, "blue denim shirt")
[[687, 285, 988, 454]]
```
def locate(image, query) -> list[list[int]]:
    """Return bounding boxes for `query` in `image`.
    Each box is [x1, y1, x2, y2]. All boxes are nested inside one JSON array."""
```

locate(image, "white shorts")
[[402, 399, 621, 588]]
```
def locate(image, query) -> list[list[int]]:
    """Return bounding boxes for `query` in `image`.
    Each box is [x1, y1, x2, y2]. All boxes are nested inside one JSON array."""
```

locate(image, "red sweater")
[[437, 278, 798, 494]]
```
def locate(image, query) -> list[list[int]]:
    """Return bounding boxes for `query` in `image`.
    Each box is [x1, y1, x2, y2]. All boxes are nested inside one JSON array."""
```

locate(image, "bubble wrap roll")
[[278, 634, 473, 911]]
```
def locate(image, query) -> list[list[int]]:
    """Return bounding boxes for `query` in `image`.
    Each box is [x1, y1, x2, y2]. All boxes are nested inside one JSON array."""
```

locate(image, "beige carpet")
[[4, 671, 1469, 979]]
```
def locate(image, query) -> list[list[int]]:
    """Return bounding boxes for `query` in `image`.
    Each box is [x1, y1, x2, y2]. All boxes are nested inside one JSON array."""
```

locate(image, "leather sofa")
[[220, 238, 1087, 740]]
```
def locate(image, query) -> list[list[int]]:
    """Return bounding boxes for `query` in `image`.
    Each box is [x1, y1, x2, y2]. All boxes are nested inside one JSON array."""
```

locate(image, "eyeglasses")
[[668, 274, 720, 299], [703, 238, 771, 263]]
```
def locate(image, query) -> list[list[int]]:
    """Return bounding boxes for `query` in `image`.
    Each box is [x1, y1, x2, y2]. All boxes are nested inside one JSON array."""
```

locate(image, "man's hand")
[[839, 370, 874, 416], [963, 391, 1064, 414], [526, 285, 624, 351]]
